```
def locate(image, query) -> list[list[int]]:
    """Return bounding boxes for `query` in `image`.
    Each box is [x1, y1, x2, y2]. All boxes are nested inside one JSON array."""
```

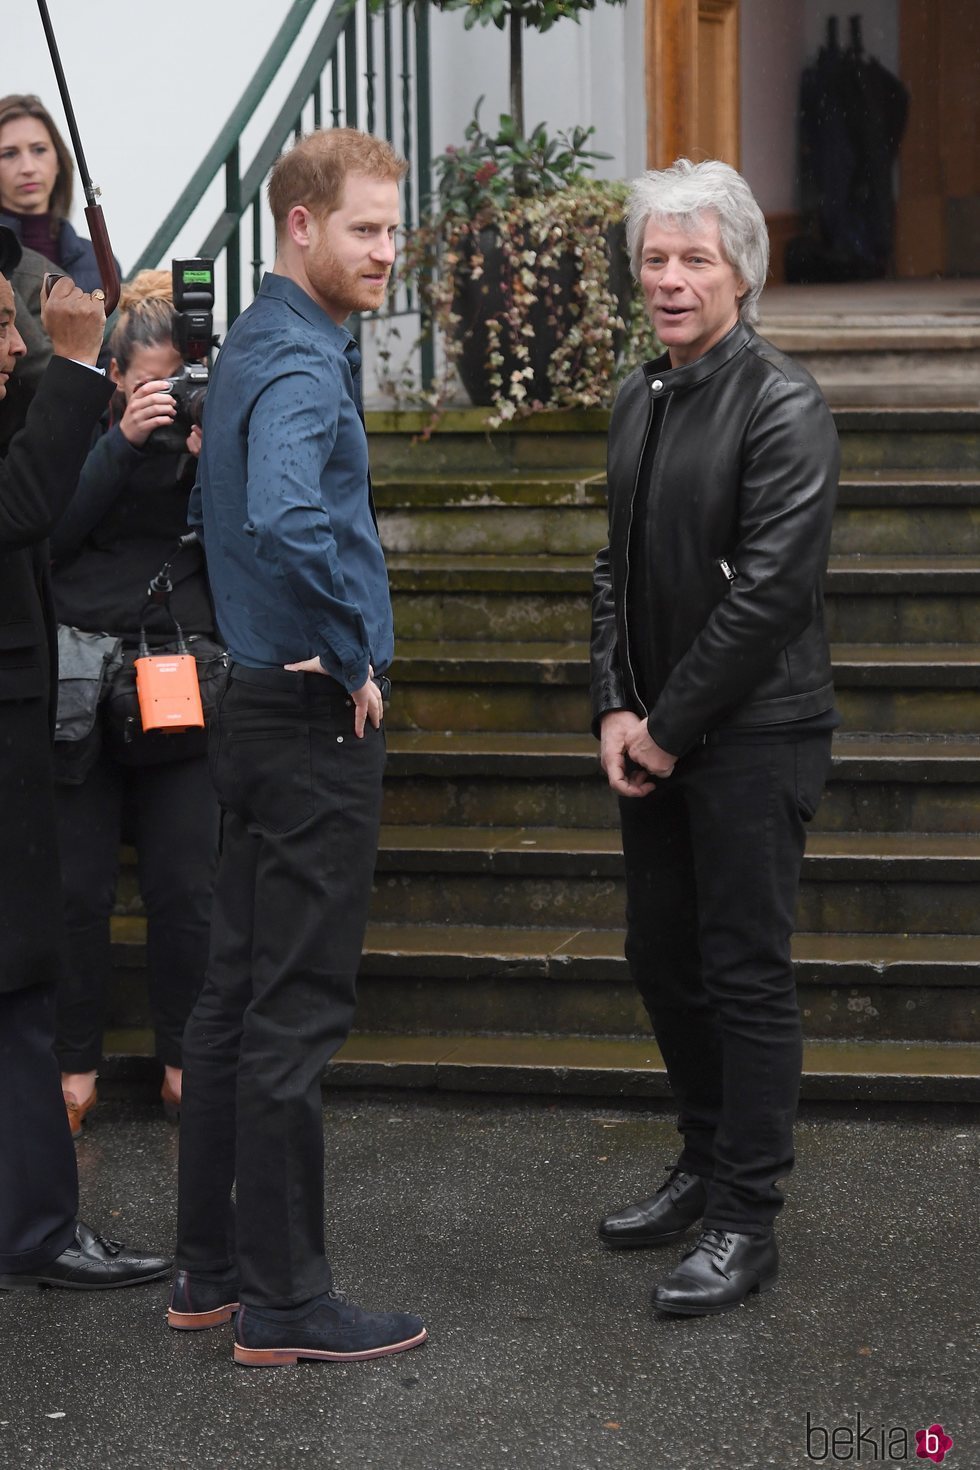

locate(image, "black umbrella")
[[35, 0, 120, 312]]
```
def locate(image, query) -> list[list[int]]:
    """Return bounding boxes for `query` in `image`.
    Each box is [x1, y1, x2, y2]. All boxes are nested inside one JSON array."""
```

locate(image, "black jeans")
[[619, 734, 833, 1231], [54, 750, 218, 1071], [0, 984, 78, 1272], [175, 668, 386, 1309]]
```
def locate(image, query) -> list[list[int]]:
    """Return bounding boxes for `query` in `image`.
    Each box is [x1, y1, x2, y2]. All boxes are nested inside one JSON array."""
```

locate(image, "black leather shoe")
[[168, 1269, 240, 1329], [652, 1228, 779, 1316], [233, 1288, 427, 1367], [598, 1169, 708, 1248], [0, 1223, 172, 1291]]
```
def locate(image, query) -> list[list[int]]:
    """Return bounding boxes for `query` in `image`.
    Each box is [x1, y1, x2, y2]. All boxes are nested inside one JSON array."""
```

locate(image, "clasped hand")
[[599, 710, 676, 798]]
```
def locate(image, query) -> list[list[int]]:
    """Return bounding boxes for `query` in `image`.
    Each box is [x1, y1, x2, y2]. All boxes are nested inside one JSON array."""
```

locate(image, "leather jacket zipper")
[[621, 392, 669, 717]]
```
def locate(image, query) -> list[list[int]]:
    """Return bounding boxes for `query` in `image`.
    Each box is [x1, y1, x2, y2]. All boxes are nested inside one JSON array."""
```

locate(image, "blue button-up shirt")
[[189, 272, 393, 691]]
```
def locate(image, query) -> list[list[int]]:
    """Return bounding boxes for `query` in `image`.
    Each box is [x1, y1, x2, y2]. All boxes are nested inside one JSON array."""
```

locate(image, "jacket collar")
[[257, 271, 354, 349], [643, 318, 753, 393]]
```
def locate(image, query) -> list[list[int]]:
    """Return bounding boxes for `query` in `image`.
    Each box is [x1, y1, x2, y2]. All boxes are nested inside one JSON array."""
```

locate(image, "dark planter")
[[451, 218, 632, 409]]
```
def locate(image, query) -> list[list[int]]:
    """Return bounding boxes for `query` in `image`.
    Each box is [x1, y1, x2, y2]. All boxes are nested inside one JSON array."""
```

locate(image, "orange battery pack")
[[135, 652, 205, 733]]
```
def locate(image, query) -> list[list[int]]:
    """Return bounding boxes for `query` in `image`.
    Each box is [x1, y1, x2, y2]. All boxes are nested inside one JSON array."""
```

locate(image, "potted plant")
[[374, 0, 655, 424]]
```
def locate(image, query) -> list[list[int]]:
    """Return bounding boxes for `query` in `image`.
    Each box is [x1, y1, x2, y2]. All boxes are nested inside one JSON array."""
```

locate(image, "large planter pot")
[[450, 216, 633, 409]]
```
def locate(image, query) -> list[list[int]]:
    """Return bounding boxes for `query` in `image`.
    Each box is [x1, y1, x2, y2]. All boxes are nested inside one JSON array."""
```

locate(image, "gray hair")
[[624, 159, 769, 326]]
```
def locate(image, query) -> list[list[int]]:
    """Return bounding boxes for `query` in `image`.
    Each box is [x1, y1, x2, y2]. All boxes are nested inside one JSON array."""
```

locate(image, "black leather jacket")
[[591, 321, 840, 756]]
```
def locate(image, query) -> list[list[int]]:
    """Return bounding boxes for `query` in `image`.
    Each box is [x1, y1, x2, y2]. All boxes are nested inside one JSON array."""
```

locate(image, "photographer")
[[50, 271, 219, 1138]]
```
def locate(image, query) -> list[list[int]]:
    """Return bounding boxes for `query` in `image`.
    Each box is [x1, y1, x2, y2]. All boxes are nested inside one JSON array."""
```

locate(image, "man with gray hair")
[[591, 159, 839, 1315]]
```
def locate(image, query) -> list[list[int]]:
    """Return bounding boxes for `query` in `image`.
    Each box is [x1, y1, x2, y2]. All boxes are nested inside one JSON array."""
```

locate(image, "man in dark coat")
[[0, 225, 171, 1289]]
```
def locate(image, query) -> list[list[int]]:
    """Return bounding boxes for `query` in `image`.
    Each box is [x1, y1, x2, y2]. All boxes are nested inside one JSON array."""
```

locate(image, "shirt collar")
[[257, 271, 355, 350]]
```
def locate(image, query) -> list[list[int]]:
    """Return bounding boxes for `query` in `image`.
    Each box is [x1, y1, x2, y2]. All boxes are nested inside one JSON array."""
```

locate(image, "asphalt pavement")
[[1, 1090, 977, 1470]]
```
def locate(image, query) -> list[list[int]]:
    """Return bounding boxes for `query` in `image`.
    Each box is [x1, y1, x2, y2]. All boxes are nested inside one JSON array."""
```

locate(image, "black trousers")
[[54, 749, 218, 1071], [619, 734, 833, 1231], [0, 984, 78, 1272], [175, 669, 386, 1309]]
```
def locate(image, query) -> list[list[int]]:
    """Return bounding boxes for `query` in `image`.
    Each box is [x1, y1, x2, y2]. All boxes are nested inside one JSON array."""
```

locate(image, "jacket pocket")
[[0, 621, 44, 698], [0, 619, 36, 650]]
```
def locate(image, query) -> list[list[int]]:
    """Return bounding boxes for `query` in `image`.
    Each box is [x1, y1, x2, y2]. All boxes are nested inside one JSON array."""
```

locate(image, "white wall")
[[739, 0, 805, 214]]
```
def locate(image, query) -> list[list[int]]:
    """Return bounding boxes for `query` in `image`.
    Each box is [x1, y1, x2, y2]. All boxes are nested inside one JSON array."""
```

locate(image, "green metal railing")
[[132, 0, 432, 377]]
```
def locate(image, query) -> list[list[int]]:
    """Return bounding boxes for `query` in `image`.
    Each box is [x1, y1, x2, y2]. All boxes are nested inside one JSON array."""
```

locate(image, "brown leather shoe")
[[167, 1269, 239, 1330], [161, 1078, 180, 1126], [64, 1086, 97, 1141]]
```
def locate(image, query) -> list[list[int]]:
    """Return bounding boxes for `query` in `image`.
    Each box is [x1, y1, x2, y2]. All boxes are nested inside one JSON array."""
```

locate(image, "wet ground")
[[1, 1090, 977, 1470]]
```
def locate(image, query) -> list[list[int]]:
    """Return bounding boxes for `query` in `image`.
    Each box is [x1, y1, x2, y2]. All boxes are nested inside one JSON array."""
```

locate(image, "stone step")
[[375, 476, 606, 564], [386, 640, 980, 734], [367, 823, 980, 880], [108, 920, 980, 1046], [764, 322, 980, 408], [771, 299, 980, 404], [832, 474, 980, 555], [390, 551, 980, 594], [381, 731, 980, 834], [388, 553, 980, 643], [392, 638, 980, 682], [117, 840, 980, 936], [826, 590, 980, 649], [99, 1023, 980, 1103], [377, 474, 980, 557], [366, 408, 980, 476], [362, 829, 979, 934], [377, 470, 980, 508]]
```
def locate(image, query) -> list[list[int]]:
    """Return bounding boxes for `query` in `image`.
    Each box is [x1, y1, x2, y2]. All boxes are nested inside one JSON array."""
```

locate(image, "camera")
[[165, 362, 210, 433], [148, 258, 216, 454]]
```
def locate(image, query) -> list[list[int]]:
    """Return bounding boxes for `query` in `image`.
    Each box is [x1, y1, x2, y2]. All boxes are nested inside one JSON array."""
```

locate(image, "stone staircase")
[[759, 280, 980, 407], [107, 406, 980, 1102]]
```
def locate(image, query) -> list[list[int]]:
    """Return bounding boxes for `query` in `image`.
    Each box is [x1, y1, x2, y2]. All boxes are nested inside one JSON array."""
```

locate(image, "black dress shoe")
[[598, 1169, 708, 1248], [652, 1228, 779, 1316], [168, 1269, 240, 1330], [0, 1222, 172, 1291]]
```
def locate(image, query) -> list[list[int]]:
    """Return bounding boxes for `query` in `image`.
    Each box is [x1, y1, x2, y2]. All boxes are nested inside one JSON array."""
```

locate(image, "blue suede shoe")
[[233, 1288, 427, 1367]]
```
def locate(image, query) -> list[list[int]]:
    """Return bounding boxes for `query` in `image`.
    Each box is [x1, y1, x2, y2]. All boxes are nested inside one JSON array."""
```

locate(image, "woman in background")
[[0, 94, 119, 292]]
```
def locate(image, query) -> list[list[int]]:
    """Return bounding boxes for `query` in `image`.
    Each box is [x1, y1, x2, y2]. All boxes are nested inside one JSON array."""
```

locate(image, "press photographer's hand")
[[118, 379, 178, 448], [40, 275, 106, 366]]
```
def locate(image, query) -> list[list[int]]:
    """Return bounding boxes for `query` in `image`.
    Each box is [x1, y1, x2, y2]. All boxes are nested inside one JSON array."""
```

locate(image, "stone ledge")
[[98, 1029, 980, 1102]]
